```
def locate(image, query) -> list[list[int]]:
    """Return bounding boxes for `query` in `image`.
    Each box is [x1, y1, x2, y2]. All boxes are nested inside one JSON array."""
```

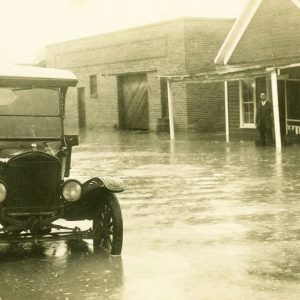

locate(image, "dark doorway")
[[118, 74, 149, 130], [77, 87, 86, 129], [286, 80, 300, 132], [160, 78, 169, 118]]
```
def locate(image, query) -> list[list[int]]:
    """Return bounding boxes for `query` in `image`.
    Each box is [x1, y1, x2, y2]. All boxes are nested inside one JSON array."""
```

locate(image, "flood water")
[[1, 131, 300, 299]]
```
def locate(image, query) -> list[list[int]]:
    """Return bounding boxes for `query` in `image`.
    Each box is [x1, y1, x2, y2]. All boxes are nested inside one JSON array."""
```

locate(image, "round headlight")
[[62, 180, 82, 202], [0, 182, 7, 203]]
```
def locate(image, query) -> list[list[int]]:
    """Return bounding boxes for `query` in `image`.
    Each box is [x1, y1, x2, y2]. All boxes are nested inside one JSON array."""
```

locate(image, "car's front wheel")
[[92, 192, 123, 255]]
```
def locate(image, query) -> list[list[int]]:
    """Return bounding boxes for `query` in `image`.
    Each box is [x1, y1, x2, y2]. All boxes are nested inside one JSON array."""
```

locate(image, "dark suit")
[[256, 101, 273, 145]]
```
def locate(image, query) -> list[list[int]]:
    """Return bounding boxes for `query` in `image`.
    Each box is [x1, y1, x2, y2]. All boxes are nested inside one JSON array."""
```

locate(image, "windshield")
[[0, 87, 61, 139]]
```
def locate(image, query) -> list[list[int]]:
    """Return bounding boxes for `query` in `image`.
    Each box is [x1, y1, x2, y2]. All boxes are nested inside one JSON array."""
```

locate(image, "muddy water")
[[1, 131, 300, 299]]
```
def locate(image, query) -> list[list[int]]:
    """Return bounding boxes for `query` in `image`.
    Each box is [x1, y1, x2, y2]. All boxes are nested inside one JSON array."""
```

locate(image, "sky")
[[0, 0, 248, 64]]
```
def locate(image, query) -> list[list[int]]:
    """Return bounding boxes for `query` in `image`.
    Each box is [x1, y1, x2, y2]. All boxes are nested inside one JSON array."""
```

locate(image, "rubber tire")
[[93, 192, 123, 255]]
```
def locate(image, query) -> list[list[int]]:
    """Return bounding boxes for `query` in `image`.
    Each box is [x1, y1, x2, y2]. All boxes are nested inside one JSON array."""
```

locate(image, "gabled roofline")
[[215, 0, 300, 65], [214, 0, 263, 65], [291, 0, 300, 8]]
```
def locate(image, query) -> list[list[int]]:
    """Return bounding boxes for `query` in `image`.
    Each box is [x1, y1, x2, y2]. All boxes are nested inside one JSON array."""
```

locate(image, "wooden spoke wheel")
[[93, 193, 123, 255]]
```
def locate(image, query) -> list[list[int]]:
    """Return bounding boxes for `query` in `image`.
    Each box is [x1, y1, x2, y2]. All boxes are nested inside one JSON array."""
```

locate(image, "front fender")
[[63, 177, 124, 221], [82, 176, 124, 195]]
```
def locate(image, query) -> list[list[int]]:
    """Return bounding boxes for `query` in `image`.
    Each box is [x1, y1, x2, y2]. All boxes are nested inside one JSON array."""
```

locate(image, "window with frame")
[[89, 75, 98, 98], [239, 79, 256, 128]]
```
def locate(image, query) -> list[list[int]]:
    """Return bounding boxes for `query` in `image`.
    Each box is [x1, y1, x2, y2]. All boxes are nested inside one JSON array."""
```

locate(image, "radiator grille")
[[6, 152, 61, 214]]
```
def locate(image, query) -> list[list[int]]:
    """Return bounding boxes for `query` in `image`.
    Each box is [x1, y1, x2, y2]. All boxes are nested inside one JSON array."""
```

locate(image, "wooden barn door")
[[119, 74, 149, 130]]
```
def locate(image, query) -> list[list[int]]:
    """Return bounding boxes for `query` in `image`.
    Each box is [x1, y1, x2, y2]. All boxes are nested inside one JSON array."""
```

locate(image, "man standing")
[[256, 92, 273, 145]]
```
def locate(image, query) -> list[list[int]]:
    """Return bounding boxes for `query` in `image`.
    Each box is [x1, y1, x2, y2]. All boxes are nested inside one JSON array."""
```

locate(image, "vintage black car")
[[0, 65, 123, 255]]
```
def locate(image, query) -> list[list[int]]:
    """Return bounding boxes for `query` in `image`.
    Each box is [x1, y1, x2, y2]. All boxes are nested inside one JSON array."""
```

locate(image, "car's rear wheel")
[[92, 192, 123, 255]]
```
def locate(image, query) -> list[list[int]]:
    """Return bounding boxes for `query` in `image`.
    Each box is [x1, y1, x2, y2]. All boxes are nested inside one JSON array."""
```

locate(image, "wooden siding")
[[229, 0, 300, 64], [184, 19, 234, 73]]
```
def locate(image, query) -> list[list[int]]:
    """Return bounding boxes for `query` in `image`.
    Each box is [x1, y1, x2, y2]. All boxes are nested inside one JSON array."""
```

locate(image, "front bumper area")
[[0, 208, 95, 244], [0, 228, 94, 244]]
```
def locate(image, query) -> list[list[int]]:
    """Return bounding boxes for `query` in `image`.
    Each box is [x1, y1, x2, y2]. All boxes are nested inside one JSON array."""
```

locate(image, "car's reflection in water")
[[0, 240, 123, 299]]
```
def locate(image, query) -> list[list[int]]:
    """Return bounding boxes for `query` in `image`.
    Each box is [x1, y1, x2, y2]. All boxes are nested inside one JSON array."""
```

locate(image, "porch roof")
[[157, 57, 300, 83]]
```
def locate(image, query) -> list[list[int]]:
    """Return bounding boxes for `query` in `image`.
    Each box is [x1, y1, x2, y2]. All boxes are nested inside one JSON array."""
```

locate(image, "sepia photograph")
[[0, 0, 300, 299]]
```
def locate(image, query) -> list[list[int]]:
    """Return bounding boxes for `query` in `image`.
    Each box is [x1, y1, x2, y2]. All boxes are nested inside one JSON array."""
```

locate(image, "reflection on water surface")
[[1, 131, 300, 299]]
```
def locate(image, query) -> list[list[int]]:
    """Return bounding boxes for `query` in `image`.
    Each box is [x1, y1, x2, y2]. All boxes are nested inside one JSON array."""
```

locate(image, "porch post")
[[167, 79, 175, 141], [224, 81, 230, 142], [270, 70, 282, 152]]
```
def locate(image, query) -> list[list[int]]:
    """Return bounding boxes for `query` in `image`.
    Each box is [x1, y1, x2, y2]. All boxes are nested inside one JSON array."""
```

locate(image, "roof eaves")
[[291, 0, 300, 8], [214, 0, 263, 65]]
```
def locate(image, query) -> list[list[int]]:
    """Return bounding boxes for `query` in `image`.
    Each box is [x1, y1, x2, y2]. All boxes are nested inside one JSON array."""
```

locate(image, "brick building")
[[46, 18, 233, 134], [212, 0, 300, 150]]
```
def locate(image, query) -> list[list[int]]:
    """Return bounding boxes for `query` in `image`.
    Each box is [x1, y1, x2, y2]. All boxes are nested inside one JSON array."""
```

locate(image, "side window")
[[89, 75, 98, 98], [239, 79, 256, 128]]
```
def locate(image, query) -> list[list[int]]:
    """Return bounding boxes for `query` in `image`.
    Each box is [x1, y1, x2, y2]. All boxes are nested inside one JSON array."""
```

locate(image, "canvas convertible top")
[[0, 64, 78, 87]]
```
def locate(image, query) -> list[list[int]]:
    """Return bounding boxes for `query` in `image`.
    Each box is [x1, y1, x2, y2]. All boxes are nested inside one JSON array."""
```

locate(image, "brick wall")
[[47, 18, 234, 133], [170, 81, 188, 130], [186, 82, 225, 132], [147, 72, 163, 131], [228, 81, 240, 134], [184, 19, 234, 73], [230, 0, 300, 64], [182, 18, 233, 133], [47, 19, 189, 132]]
